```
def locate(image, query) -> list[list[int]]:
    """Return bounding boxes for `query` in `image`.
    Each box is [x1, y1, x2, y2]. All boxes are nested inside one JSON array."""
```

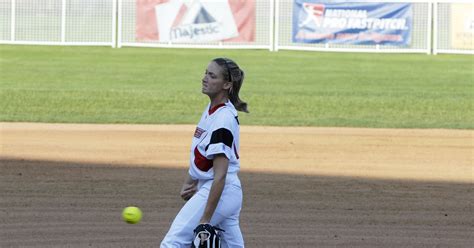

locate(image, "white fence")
[[434, 0, 474, 54], [0, 0, 472, 55], [0, 0, 116, 46]]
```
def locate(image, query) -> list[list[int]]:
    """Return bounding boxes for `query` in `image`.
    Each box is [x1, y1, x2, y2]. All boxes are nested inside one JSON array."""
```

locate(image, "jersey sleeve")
[[204, 112, 235, 160]]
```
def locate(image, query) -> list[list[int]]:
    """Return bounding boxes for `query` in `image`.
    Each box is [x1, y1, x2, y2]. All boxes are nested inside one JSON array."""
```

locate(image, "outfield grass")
[[0, 45, 472, 129]]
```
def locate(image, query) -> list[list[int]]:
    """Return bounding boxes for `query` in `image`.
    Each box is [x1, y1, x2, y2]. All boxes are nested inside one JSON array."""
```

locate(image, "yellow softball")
[[122, 206, 142, 224]]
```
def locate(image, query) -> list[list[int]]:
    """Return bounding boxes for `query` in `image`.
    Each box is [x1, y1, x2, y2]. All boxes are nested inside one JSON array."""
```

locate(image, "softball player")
[[161, 58, 248, 248]]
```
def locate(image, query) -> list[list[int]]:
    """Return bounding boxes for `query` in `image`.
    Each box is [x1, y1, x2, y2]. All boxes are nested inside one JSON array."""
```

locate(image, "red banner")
[[136, 0, 255, 42]]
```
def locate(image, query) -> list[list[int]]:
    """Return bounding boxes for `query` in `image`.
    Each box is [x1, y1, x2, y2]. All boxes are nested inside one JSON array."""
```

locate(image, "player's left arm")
[[199, 154, 228, 224]]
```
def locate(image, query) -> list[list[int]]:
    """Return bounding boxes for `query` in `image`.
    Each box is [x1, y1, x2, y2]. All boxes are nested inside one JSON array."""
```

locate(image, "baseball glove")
[[191, 223, 224, 248]]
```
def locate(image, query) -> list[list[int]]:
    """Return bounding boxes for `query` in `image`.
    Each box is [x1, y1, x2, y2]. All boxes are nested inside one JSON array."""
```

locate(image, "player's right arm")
[[180, 174, 198, 201]]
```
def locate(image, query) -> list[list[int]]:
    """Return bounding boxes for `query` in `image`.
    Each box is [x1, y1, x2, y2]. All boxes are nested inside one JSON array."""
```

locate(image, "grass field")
[[0, 45, 472, 129]]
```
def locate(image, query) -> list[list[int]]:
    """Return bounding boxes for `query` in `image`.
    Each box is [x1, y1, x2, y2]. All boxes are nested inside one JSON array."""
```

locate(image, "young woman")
[[161, 58, 248, 248]]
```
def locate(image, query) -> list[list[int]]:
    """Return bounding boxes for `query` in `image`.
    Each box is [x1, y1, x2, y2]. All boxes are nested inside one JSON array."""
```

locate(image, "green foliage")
[[0, 45, 472, 129]]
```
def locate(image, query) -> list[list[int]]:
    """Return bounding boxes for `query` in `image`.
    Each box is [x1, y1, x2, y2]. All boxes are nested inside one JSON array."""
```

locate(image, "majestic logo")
[[155, 0, 238, 42]]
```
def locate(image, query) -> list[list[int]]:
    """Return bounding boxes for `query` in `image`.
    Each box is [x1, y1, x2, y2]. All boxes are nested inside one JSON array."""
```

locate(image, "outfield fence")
[[0, 0, 116, 47], [434, 0, 474, 55], [0, 0, 472, 55]]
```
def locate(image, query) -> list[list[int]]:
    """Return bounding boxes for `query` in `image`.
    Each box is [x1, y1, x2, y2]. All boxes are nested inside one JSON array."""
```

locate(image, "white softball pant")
[[160, 175, 244, 248]]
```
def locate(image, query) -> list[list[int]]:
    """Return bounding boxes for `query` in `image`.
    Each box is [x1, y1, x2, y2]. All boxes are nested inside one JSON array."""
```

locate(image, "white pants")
[[161, 176, 244, 248]]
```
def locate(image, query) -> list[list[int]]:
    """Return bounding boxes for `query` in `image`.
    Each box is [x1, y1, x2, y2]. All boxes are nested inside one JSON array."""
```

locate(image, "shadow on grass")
[[0, 158, 471, 248]]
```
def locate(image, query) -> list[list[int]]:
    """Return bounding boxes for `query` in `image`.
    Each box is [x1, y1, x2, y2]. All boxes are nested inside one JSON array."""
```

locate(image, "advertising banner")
[[136, 0, 255, 43], [293, 1, 412, 45], [450, 3, 474, 50]]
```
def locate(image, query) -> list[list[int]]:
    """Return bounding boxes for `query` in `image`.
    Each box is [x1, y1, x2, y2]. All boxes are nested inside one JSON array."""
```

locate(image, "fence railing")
[[0, 0, 472, 55], [433, 0, 474, 55], [0, 0, 116, 47]]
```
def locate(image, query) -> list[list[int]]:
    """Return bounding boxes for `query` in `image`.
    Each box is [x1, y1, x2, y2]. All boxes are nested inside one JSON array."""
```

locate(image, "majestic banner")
[[136, 0, 255, 43], [293, 1, 412, 45], [450, 3, 474, 50]]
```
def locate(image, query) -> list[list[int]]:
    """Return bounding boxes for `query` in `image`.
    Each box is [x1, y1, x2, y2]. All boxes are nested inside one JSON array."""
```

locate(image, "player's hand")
[[180, 180, 197, 201], [192, 223, 224, 247], [197, 221, 210, 244], [199, 232, 209, 245]]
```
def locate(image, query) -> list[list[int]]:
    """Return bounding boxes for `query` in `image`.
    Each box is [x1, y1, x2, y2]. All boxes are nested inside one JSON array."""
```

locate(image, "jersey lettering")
[[194, 127, 205, 138]]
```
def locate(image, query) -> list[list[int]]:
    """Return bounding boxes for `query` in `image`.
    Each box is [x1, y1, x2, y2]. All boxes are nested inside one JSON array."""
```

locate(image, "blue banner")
[[292, 1, 412, 45]]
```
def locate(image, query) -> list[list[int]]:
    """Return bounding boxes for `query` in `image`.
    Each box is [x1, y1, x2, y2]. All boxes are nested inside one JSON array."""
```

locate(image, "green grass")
[[0, 45, 473, 129]]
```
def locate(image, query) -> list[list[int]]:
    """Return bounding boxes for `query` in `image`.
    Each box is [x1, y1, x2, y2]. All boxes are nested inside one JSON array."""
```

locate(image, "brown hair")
[[212, 58, 249, 113]]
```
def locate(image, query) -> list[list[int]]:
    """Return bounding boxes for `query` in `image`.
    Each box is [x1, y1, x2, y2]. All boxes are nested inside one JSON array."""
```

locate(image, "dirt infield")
[[0, 123, 472, 247]]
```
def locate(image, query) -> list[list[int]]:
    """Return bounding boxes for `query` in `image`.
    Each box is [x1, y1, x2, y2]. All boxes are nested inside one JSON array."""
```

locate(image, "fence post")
[[432, 1, 438, 55], [117, 0, 122, 48], [61, 0, 66, 43], [269, 0, 275, 51], [112, 0, 117, 48], [427, 1, 433, 54], [274, 0, 279, 51], [10, 0, 15, 42]]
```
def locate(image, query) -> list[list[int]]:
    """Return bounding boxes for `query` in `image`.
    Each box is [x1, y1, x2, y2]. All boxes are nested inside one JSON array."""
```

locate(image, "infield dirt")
[[0, 123, 472, 247]]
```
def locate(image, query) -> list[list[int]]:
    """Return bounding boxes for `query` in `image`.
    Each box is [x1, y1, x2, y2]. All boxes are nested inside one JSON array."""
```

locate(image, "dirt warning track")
[[0, 123, 472, 247]]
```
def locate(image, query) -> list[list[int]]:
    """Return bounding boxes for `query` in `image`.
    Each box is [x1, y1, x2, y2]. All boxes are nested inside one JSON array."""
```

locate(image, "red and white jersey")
[[188, 101, 240, 181]]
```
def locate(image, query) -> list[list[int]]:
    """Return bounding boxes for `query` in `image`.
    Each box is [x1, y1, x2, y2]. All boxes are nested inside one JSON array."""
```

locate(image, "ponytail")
[[213, 58, 249, 113], [229, 69, 248, 113]]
